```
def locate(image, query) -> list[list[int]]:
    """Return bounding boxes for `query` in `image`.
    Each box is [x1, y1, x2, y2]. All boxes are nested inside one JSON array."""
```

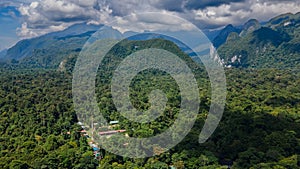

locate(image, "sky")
[[1, 0, 300, 51]]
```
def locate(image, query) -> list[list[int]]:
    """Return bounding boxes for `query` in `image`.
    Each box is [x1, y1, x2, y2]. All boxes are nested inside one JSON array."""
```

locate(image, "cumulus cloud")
[[189, 0, 300, 29], [107, 0, 151, 16], [110, 12, 196, 33], [11, 0, 300, 38], [17, 0, 112, 38]]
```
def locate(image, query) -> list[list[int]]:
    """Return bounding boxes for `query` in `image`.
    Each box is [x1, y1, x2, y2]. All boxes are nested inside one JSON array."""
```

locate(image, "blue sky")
[[1, 0, 300, 51], [0, 6, 21, 50]]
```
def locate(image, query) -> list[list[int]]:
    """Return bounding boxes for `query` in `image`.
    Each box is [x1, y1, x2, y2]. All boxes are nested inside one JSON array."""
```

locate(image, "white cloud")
[[249, 1, 300, 21], [187, 0, 300, 29], [16, 0, 109, 38], [17, 22, 38, 37], [111, 12, 196, 33], [13, 0, 300, 38]]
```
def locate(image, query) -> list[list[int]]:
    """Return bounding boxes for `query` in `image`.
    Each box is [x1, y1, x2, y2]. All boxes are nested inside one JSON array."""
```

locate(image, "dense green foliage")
[[1, 19, 300, 168], [95, 44, 300, 168], [2, 66, 300, 168], [0, 69, 98, 169]]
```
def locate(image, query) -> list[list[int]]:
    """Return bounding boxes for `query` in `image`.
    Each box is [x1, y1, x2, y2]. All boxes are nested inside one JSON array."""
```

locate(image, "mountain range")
[[217, 12, 300, 68], [2, 23, 103, 67], [1, 22, 214, 68], [1, 12, 300, 69]]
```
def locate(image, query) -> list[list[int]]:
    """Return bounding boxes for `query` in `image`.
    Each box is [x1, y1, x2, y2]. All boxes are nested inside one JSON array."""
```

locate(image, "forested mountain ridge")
[[217, 12, 300, 68], [3, 23, 103, 68], [1, 12, 300, 169], [2, 12, 300, 70]]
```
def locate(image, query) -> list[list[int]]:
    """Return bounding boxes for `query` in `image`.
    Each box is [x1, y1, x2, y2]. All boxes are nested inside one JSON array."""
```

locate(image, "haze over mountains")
[[1, 10, 300, 169], [1, 12, 300, 69]]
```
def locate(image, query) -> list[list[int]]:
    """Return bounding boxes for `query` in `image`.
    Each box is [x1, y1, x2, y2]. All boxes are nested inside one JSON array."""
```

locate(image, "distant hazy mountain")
[[92, 25, 123, 40], [3, 12, 300, 69], [239, 19, 261, 37], [0, 49, 7, 60], [4, 23, 104, 67], [212, 24, 241, 48], [203, 29, 222, 41], [3, 22, 212, 68], [48, 23, 103, 38]]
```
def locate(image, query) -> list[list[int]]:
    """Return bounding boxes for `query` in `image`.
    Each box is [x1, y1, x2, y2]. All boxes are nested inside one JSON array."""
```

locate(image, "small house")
[[109, 121, 119, 125]]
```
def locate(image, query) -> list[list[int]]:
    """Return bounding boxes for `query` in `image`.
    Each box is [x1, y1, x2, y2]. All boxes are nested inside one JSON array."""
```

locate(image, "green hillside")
[[0, 69, 99, 169], [1, 12, 300, 168], [218, 13, 300, 69], [2, 37, 300, 168]]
